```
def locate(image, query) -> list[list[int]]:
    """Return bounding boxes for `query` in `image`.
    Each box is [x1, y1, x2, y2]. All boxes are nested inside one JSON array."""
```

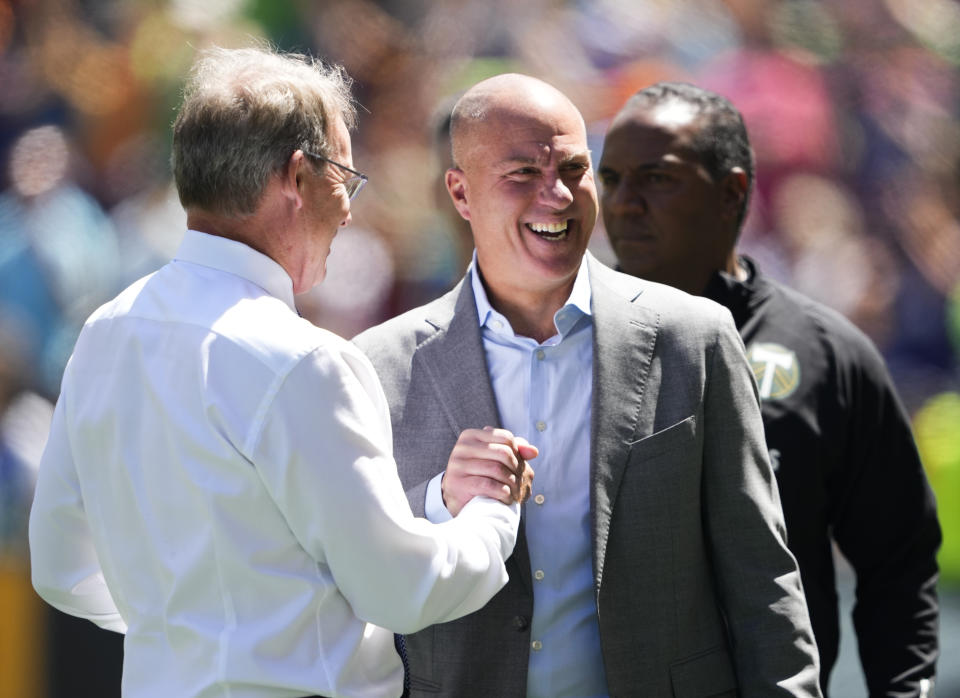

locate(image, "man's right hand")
[[442, 426, 537, 516]]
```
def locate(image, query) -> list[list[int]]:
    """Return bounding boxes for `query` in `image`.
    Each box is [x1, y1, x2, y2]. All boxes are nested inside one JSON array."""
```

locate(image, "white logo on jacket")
[[746, 342, 800, 400]]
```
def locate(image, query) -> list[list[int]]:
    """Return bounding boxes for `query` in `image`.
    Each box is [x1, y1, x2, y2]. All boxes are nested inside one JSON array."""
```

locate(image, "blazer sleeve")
[[701, 312, 822, 697]]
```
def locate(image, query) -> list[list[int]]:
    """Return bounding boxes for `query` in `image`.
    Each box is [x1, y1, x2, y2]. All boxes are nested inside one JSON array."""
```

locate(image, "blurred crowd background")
[[1, 0, 959, 695]]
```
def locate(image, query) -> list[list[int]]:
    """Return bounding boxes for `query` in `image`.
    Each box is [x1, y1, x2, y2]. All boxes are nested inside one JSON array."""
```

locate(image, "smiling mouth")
[[526, 220, 570, 241]]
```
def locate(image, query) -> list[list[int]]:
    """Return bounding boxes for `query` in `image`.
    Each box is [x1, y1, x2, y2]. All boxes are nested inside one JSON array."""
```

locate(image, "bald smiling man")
[[354, 73, 822, 697]]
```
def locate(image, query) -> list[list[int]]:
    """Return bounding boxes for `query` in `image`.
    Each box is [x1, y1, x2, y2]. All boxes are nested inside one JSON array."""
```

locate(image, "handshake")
[[441, 426, 538, 515]]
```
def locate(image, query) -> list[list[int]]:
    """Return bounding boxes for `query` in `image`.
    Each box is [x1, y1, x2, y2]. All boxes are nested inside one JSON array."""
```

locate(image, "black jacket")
[[704, 257, 941, 697]]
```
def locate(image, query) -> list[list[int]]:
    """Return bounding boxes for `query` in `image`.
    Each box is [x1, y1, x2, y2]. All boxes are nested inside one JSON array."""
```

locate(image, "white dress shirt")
[[29, 230, 520, 698], [426, 255, 608, 697]]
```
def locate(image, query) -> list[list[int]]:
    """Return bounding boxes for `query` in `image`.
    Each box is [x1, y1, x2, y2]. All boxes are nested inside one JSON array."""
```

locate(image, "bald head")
[[450, 74, 586, 170], [440, 72, 597, 337]]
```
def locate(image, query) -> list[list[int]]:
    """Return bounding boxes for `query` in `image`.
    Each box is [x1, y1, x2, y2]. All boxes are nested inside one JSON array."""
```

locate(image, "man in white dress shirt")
[[28, 46, 534, 698]]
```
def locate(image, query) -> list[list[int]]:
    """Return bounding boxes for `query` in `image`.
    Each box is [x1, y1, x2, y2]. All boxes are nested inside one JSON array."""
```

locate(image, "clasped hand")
[[442, 426, 537, 516]]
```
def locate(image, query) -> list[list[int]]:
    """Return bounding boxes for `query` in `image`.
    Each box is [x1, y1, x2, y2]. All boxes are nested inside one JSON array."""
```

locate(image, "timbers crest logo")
[[746, 342, 800, 400]]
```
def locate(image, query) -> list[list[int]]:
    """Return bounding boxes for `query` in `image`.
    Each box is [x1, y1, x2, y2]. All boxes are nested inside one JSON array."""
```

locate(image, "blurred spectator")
[[0, 312, 48, 555], [915, 390, 960, 586], [0, 309, 55, 698], [0, 125, 121, 398]]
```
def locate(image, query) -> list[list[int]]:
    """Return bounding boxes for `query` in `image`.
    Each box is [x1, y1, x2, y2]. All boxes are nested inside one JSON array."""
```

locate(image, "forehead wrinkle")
[[497, 154, 537, 167]]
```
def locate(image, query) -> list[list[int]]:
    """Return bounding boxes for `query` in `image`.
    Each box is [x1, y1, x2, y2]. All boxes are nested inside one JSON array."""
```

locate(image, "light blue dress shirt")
[[427, 252, 608, 697]]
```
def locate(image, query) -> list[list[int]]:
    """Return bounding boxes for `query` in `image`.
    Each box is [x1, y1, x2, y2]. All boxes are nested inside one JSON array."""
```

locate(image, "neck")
[[187, 191, 303, 290], [186, 210, 266, 255], [674, 251, 744, 297], [481, 276, 573, 343], [724, 251, 746, 282]]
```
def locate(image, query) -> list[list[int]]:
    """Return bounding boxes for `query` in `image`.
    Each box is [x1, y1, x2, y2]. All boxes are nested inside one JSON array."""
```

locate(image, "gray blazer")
[[354, 254, 821, 697]]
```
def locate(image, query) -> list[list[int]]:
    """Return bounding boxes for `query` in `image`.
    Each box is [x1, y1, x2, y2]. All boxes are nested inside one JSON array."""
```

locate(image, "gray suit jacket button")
[[512, 615, 530, 631]]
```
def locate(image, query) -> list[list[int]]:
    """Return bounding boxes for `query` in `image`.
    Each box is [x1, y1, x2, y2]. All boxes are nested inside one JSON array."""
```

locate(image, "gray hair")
[[172, 45, 356, 217], [448, 90, 488, 170], [628, 82, 755, 229]]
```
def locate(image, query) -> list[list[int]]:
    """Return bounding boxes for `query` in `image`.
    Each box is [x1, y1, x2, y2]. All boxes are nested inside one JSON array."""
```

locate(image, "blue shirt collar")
[[173, 230, 298, 313], [469, 249, 593, 340]]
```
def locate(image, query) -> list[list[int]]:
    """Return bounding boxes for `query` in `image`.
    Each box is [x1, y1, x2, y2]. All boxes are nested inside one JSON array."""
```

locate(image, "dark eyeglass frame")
[[303, 150, 368, 200]]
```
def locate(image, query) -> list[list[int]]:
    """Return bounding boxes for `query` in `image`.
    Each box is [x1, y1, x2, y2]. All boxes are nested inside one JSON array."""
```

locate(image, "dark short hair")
[[628, 82, 755, 228], [172, 45, 356, 218]]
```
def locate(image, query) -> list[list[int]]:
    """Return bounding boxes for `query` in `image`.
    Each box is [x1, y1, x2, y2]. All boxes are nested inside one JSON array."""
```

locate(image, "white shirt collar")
[[469, 249, 593, 331], [173, 229, 297, 313]]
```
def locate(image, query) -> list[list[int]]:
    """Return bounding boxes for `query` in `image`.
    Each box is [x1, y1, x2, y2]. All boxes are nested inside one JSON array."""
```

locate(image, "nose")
[[341, 209, 352, 227], [540, 173, 574, 209]]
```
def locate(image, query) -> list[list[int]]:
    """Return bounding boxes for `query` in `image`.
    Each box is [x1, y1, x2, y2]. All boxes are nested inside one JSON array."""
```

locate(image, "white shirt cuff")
[[424, 471, 453, 523]]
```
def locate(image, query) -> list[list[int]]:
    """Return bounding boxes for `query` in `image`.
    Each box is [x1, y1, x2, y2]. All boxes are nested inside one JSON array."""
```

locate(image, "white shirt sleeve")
[[248, 342, 519, 634], [28, 372, 127, 633]]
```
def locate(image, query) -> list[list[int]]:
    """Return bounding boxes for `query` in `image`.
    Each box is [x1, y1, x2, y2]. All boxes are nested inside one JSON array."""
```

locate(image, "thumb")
[[516, 442, 539, 461]]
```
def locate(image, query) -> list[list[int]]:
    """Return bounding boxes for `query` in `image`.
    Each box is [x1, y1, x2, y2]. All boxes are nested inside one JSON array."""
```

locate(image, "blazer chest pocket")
[[669, 645, 736, 697], [627, 415, 697, 460], [620, 416, 701, 518]]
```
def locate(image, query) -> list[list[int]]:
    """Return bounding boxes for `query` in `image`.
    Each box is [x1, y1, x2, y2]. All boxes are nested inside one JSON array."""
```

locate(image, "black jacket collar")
[[702, 256, 773, 331]]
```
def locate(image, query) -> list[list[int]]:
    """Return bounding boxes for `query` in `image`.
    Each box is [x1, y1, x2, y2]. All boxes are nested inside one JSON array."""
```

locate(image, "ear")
[[281, 150, 306, 210], [445, 168, 471, 221], [721, 167, 748, 223]]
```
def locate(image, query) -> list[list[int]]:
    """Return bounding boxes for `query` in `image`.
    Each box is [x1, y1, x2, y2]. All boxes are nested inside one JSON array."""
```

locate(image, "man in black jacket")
[[598, 81, 941, 697]]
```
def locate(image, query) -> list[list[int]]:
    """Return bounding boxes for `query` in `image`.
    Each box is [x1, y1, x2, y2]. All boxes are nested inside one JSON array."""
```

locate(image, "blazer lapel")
[[414, 278, 501, 438], [588, 259, 660, 592], [413, 275, 533, 592]]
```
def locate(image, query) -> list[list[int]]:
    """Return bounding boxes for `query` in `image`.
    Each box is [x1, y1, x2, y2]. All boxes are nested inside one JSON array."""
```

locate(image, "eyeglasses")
[[303, 150, 368, 200]]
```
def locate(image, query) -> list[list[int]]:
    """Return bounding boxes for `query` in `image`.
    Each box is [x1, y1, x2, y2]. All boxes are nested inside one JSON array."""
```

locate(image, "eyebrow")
[[562, 151, 592, 165], [497, 150, 592, 168]]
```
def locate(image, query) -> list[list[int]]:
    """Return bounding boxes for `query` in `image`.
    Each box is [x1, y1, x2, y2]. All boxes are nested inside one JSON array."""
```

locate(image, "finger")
[[471, 426, 517, 445], [510, 456, 525, 504], [508, 451, 532, 503], [515, 484, 531, 504], [442, 472, 514, 513], [515, 462, 534, 503], [451, 442, 519, 471], [452, 457, 520, 485], [463, 475, 514, 504], [513, 449, 525, 479]]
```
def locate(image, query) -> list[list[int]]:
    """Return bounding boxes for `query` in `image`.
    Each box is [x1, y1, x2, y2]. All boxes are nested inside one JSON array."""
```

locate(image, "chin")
[[528, 254, 583, 286]]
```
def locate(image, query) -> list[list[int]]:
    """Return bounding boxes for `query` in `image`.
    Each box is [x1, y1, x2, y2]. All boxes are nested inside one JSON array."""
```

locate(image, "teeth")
[[528, 221, 568, 234]]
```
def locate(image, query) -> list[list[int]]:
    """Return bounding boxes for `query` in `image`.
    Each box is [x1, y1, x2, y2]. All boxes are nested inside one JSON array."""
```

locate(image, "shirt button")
[[534, 569, 545, 581], [536, 421, 546, 432], [534, 494, 545, 505], [512, 615, 529, 631], [492, 320, 503, 329], [535, 349, 545, 360], [531, 640, 543, 651]]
